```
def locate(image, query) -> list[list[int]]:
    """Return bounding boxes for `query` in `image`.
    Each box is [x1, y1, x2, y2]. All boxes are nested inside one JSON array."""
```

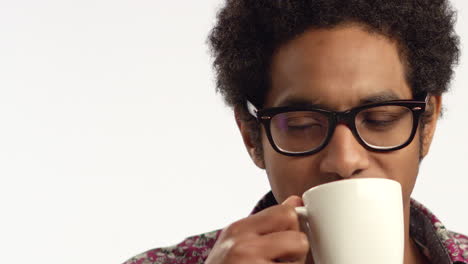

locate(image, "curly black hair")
[[208, 0, 460, 157]]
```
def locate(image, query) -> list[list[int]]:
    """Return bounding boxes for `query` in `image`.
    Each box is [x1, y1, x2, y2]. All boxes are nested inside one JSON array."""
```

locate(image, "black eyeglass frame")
[[247, 95, 428, 157]]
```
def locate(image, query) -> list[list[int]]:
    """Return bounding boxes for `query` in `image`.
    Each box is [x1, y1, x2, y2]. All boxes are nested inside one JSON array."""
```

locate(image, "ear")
[[421, 95, 442, 158], [234, 107, 265, 169]]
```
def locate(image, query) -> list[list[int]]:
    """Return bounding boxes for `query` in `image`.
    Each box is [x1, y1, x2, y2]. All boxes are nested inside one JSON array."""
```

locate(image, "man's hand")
[[205, 196, 309, 264]]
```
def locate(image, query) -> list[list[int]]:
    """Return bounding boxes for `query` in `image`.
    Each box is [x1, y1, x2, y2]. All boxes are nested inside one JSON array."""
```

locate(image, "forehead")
[[267, 25, 412, 110]]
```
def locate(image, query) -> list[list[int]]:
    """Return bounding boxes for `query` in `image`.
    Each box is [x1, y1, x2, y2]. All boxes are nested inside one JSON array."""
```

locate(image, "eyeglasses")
[[247, 95, 428, 156]]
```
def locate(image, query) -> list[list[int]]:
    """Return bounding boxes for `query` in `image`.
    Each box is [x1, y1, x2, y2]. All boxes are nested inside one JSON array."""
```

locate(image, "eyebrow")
[[275, 91, 402, 110]]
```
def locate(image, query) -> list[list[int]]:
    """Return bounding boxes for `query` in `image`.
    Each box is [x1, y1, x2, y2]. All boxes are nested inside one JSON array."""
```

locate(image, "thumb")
[[281, 195, 304, 207]]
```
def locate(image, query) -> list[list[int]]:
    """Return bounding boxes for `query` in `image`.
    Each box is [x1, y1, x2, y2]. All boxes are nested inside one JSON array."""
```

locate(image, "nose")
[[319, 124, 370, 178]]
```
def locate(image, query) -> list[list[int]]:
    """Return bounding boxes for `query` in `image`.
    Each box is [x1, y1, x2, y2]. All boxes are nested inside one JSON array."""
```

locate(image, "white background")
[[0, 1, 466, 264]]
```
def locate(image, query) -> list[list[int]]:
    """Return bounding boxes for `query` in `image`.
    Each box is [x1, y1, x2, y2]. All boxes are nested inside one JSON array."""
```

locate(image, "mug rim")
[[302, 178, 401, 198]]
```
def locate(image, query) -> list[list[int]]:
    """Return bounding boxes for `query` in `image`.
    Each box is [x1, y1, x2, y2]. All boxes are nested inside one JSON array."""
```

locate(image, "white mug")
[[295, 178, 404, 264]]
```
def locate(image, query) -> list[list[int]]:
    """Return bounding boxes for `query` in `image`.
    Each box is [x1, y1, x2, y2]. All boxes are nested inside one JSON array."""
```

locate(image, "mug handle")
[[295, 207, 313, 243]]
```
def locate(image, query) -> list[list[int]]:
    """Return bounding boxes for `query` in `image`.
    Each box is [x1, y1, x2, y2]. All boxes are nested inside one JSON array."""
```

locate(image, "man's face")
[[239, 24, 440, 209]]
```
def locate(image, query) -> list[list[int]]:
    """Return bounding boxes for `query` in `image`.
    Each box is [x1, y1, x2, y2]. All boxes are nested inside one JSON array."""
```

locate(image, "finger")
[[281, 195, 304, 207], [224, 205, 301, 237], [249, 204, 301, 235], [255, 230, 309, 262]]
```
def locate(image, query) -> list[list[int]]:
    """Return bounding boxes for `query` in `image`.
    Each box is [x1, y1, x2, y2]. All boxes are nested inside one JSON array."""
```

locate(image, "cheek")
[[262, 136, 323, 203], [377, 130, 421, 204]]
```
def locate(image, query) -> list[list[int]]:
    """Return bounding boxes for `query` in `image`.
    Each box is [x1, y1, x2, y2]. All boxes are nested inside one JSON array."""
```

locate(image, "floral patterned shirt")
[[123, 192, 468, 264]]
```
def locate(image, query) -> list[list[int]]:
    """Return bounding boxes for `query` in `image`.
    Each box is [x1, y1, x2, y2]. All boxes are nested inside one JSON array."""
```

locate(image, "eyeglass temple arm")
[[246, 100, 259, 118], [415, 91, 429, 103]]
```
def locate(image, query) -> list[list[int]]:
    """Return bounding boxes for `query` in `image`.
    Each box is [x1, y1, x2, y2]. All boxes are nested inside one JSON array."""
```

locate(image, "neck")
[[403, 201, 429, 264]]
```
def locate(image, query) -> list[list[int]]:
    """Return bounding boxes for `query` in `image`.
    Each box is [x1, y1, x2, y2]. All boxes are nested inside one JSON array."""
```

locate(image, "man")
[[124, 0, 467, 263]]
